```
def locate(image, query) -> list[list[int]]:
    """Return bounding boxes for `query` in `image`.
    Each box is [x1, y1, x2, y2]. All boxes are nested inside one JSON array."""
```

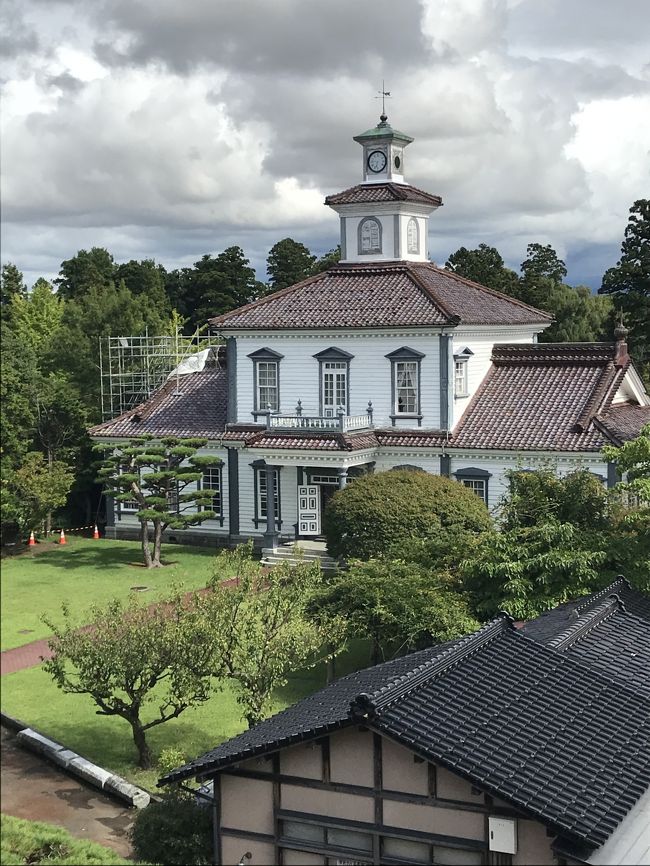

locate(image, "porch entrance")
[[298, 472, 340, 537]]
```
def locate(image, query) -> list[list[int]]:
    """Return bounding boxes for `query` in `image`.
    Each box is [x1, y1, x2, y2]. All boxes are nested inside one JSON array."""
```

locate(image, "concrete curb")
[[2, 712, 151, 809]]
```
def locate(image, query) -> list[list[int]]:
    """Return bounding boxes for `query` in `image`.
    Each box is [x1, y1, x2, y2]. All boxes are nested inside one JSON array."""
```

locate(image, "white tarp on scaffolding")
[[165, 348, 214, 380]]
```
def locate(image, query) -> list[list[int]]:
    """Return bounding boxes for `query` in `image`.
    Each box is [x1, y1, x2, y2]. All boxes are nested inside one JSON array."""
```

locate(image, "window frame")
[[313, 347, 354, 418], [200, 465, 224, 526], [248, 347, 284, 417], [386, 346, 425, 425], [252, 462, 282, 529], [453, 467, 492, 505], [453, 347, 473, 399]]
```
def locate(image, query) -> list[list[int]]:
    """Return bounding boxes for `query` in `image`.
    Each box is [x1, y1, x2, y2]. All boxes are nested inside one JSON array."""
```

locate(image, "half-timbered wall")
[[212, 726, 558, 866]]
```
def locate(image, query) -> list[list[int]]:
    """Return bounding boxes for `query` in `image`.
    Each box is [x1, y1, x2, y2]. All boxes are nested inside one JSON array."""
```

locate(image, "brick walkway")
[[1, 579, 241, 677], [1, 639, 54, 676]]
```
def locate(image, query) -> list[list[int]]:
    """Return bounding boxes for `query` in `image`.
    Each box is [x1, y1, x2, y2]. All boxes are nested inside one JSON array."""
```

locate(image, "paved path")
[[1, 638, 53, 676], [1, 726, 135, 858]]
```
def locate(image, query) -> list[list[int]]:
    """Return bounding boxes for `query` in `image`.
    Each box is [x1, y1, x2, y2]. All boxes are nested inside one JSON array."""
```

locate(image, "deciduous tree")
[[43, 593, 219, 769], [311, 558, 479, 664], [445, 244, 520, 294], [1, 263, 26, 306], [202, 545, 344, 728], [54, 247, 115, 300], [12, 452, 74, 536]]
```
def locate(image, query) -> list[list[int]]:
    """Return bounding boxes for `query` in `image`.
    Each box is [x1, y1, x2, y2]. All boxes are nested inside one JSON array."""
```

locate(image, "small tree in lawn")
[[12, 451, 74, 537], [96, 436, 222, 568], [202, 544, 345, 728], [43, 593, 220, 769]]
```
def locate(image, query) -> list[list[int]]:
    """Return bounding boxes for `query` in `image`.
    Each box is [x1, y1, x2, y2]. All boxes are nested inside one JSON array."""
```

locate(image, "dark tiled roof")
[[594, 401, 650, 446], [452, 343, 629, 452], [521, 578, 650, 642], [545, 600, 650, 698], [89, 368, 227, 439], [160, 604, 650, 850], [325, 182, 442, 207], [209, 262, 551, 330]]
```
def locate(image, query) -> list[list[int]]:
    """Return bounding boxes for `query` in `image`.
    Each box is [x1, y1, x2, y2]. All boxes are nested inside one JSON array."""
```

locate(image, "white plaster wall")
[[235, 332, 442, 429]]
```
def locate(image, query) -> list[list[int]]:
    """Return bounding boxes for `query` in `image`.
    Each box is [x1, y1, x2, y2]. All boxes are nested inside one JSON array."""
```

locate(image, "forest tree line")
[[1, 199, 647, 541]]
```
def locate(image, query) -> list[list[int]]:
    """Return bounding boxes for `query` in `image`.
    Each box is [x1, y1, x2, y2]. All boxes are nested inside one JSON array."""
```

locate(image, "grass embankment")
[[0, 814, 148, 865], [1, 537, 220, 650], [1, 536, 370, 790]]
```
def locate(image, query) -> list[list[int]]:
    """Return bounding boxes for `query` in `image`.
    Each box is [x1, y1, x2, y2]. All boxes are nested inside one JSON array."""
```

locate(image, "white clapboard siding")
[[450, 454, 610, 511], [235, 332, 441, 429]]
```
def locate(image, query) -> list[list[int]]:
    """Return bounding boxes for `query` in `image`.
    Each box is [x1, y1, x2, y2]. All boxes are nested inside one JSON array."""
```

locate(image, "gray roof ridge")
[[349, 614, 514, 720], [405, 262, 460, 324], [416, 261, 553, 322], [546, 595, 625, 651]]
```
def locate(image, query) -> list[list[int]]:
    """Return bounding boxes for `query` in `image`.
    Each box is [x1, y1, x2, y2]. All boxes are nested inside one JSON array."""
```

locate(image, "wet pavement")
[[1, 726, 135, 859]]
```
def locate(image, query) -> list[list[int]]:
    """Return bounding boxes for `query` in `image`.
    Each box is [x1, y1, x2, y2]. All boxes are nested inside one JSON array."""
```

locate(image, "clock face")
[[367, 150, 387, 173]]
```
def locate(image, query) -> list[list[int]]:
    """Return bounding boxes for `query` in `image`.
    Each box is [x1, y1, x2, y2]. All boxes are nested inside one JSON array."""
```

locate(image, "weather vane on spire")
[[375, 80, 391, 120]]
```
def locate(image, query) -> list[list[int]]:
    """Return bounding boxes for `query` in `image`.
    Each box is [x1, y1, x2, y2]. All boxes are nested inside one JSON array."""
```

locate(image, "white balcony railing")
[[267, 406, 373, 433]]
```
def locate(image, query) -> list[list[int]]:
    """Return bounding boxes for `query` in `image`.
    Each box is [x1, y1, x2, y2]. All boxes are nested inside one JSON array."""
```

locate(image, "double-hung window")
[[454, 347, 473, 398], [386, 346, 425, 423], [454, 467, 491, 505], [248, 348, 284, 416], [252, 462, 281, 528], [202, 467, 223, 521]]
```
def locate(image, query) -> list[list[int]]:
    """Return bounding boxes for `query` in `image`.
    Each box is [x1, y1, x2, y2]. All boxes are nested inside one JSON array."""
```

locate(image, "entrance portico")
[[251, 451, 375, 549]]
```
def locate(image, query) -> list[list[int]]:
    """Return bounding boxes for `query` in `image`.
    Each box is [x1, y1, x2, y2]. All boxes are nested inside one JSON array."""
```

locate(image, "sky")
[[1, 0, 649, 290]]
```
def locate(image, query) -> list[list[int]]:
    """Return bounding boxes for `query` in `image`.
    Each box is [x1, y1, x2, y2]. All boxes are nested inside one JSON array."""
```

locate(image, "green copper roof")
[[353, 118, 414, 144]]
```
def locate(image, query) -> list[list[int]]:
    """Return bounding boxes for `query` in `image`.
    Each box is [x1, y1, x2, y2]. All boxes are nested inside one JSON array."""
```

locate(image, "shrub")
[[323, 470, 491, 560], [131, 789, 212, 866]]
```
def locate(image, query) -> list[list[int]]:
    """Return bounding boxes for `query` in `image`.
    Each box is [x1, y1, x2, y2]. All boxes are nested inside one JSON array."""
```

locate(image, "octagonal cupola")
[[325, 115, 443, 265]]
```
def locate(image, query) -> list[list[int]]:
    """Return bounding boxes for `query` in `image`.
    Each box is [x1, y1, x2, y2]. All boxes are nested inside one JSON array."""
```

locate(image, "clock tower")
[[325, 115, 443, 265], [354, 112, 413, 184]]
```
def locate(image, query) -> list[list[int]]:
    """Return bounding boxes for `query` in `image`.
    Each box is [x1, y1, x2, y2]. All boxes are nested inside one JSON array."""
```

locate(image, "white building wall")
[[235, 332, 442, 429], [449, 452, 611, 513]]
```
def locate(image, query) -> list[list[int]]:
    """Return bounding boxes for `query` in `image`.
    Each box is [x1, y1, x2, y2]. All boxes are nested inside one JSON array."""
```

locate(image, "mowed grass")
[[1, 642, 369, 792], [1, 537, 223, 650], [0, 814, 148, 865]]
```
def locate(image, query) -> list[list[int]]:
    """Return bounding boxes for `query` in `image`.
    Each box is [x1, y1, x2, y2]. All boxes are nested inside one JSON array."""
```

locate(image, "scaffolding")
[[99, 327, 221, 420]]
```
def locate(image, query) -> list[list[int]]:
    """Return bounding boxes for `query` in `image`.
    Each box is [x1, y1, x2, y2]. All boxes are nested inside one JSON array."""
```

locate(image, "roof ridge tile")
[[547, 596, 624, 651], [349, 615, 513, 720]]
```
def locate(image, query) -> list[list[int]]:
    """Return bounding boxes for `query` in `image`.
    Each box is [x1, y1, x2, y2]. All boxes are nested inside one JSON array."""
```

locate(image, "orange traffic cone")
[[93, 525, 100, 539], [28, 531, 36, 546], [59, 528, 66, 545]]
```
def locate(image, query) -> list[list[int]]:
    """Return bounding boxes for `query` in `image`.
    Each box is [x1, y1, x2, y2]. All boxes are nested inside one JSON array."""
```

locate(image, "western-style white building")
[[91, 114, 650, 550]]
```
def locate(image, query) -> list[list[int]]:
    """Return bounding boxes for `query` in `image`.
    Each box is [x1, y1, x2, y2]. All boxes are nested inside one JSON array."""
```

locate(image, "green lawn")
[[1, 642, 368, 791], [1, 537, 223, 650], [1, 536, 370, 791], [0, 814, 148, 865]]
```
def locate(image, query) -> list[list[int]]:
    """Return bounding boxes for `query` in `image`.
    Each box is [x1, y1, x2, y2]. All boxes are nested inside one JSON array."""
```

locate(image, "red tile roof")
[[325, 182, 442, 207], [210, 262, 552, 331], [594, 402, 650, 446], [89, 369, 227, 439], [452, 343, 631, 452]]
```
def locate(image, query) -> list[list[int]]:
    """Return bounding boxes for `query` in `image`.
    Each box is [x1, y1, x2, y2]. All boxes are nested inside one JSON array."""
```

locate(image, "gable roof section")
[[325, 182, 442, 207], [160, 596, 650, 852], [452, 343, 631, 451], [209, 262, 551, 331], [89, 368, 228, 439], [594, 401, 650, 446]]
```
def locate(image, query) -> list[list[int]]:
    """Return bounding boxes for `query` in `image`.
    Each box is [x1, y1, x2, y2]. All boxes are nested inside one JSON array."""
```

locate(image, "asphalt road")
[[1, 725, 135, 859]]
